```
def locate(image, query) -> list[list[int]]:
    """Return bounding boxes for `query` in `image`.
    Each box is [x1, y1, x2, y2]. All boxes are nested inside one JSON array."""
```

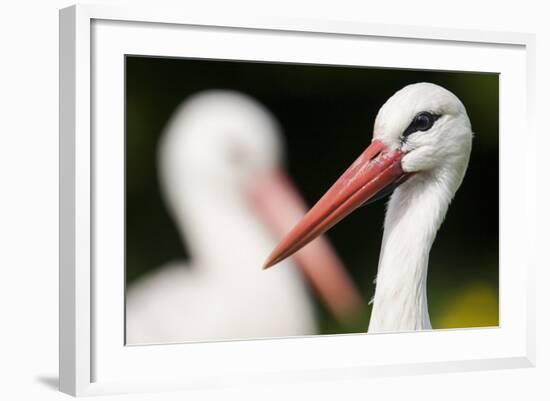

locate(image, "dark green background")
[[126, 56, 499, 333]]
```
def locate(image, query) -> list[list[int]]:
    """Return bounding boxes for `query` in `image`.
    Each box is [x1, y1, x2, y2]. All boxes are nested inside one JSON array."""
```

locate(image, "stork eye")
[[402, 112, 440, 139]]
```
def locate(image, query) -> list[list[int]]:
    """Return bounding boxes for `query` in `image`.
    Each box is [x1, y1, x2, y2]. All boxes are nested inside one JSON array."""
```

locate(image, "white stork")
[[126, 90, 363, 344], [264, 83, 473, 333]]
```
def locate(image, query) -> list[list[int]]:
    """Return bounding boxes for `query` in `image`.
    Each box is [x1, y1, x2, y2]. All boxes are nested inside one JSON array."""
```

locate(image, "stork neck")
[[168, 185, 271, 275], [368, 171, 452, 333]]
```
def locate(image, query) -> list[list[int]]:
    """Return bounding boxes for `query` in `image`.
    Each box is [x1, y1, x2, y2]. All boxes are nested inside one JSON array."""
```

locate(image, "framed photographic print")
[[59, 4, 536, 396]]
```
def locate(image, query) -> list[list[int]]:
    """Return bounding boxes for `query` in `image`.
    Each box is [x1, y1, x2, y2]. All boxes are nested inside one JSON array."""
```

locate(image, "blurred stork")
[[126, 90, 363, 344], [265, 83, 473, 333]]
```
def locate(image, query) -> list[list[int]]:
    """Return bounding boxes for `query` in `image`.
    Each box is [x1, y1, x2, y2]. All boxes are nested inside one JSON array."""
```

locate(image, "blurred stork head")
[[156, 89, 364, 322], [159, 90, 283, 206]]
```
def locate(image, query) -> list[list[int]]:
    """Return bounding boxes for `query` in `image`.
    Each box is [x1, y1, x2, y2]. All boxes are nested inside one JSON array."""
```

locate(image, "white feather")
[[126, 91, 317, 344], [368, 83, 473, 332]]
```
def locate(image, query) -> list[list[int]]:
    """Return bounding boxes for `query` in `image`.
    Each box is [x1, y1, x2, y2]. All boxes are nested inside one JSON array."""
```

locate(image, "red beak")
[[263, 139, 407, 269], [248, 169, 363, 323]]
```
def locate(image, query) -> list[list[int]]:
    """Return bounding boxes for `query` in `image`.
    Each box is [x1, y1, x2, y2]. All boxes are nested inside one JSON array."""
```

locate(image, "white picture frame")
[[59, 4, 536, 396]]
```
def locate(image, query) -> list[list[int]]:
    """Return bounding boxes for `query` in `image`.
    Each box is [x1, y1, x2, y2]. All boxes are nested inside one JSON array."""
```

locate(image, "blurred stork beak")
[[248, 168, 364, 323], [263, 139, 407, 270]]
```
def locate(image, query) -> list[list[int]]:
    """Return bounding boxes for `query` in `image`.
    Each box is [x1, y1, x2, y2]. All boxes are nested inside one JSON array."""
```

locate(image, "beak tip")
[[262, 255, 276, 270]]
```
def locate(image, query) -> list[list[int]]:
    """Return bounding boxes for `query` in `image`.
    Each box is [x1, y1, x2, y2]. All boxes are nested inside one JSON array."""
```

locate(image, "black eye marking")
[[402, 111, 441, 140]]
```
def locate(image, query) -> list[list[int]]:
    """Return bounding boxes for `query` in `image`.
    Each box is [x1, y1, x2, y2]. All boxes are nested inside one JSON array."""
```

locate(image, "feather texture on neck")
[[368, 164, 464, 332]]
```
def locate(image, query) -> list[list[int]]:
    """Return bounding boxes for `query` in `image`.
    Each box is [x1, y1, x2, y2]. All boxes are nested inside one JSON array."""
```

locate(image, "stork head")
[[159, 90, 283, 204], [374, 82, 472, 175], [159, 90, 364, 319], [264, 82, 473, 268]]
